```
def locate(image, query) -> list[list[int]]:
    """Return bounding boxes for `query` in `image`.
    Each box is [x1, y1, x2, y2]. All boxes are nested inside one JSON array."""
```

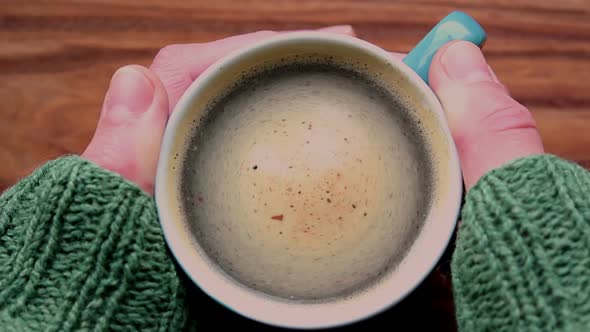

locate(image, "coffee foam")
[[178, 58, 434, 301]]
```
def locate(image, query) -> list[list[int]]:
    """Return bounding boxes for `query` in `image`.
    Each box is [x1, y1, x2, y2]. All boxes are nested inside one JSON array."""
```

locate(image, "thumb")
[[429, 41, 544, 191], [82, 65, 169, 194]]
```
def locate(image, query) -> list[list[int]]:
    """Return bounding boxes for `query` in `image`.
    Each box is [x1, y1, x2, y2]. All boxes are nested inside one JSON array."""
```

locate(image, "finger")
[[294, 25, 356, 36], [150, 25, 355, 113], [429, 41, 544, 191], [390, 52, 406, 61], [82, 65, 169, 194]]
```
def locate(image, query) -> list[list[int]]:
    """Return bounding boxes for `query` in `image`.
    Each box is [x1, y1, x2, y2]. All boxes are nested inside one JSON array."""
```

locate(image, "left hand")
[[81, 26, 355, 194]]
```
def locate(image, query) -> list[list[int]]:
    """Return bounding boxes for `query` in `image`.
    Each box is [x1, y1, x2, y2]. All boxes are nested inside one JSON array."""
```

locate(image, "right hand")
[[429, 41, 544, 190]]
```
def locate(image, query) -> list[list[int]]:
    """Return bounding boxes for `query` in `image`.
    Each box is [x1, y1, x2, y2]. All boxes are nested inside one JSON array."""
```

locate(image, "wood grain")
[[1, 0, 589, 192], [0, 0, 589, 329]]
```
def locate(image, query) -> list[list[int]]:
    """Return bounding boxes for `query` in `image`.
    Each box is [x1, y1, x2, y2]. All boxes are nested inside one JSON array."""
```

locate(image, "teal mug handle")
[[403, 11, 487, 84]]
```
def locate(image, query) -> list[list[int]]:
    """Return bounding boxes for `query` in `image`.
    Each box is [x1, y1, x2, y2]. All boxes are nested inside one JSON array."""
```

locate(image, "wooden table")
[[1, 1, 589, 330]]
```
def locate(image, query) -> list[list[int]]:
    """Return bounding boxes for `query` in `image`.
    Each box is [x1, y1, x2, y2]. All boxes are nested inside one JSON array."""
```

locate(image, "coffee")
[[180, 63, 432, 300]]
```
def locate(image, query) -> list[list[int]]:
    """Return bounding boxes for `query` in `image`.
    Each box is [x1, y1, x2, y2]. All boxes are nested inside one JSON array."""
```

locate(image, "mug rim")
[[155, 31, 462, 329]]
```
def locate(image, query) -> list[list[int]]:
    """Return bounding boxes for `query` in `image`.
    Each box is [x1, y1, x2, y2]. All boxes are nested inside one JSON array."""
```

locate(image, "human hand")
[[81, 26, 355, 194], [429, 41, 544, 190], [81, 28, 532, 194]]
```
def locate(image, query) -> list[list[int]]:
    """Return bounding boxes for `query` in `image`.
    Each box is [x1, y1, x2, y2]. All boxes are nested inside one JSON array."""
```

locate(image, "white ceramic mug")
[[156, 11, 485, 329]]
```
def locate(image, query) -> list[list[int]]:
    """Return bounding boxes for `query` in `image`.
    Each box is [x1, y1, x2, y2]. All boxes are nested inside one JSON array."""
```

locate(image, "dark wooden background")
[[1, 0, 589, 330]]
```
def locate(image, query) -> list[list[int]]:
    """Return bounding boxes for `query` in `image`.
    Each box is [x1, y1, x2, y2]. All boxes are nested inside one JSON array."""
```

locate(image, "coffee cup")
[[155, 11, 485, 329]]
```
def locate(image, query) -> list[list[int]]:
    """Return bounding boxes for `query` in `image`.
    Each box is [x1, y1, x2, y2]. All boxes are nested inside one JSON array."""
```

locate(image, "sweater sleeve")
[[452, 154, 590, 332], [0, 156, 187, 332]]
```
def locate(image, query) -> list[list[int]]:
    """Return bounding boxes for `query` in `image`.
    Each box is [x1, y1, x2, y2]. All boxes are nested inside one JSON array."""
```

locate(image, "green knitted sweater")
[[452, 154, 590, 331], [0, 157, 186, 331], [1, 154, 589, 331]]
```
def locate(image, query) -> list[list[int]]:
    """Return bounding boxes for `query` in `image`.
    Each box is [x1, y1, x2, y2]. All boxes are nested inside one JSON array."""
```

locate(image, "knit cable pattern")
[[0, 156, 187, 331], [452, 155, 590, 332]]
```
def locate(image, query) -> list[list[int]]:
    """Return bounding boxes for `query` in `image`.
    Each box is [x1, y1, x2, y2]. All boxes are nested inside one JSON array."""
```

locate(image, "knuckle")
[[447, 82, 539, 146], [467, 82, 538, 134], [151, 44, 185, 72], [482, 98, 537, 134]]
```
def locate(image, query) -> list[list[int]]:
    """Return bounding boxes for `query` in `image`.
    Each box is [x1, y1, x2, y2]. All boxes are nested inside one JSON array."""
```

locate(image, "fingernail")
[[106, 66, 155, 115], [318, 25, 355, 35], [441, 41, 493, 83]]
